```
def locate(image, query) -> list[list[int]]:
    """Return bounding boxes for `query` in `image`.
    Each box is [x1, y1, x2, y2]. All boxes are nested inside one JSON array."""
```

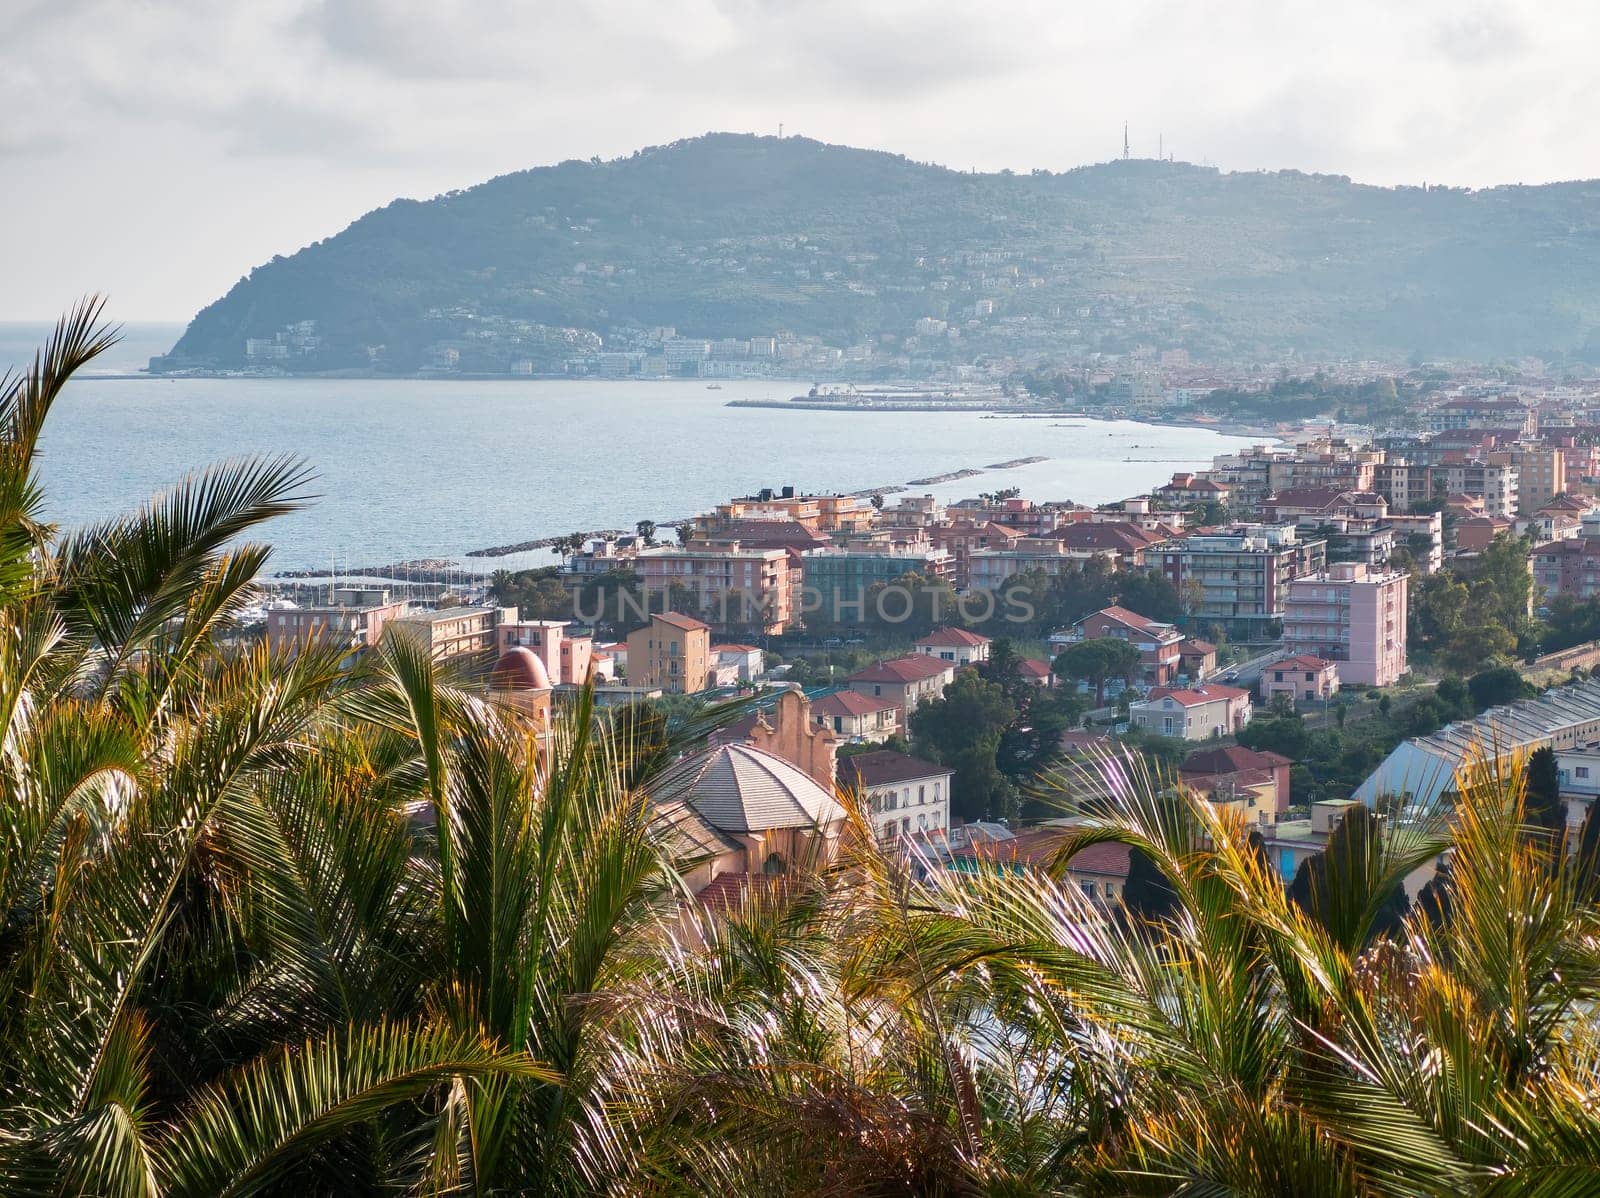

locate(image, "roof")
[[839, 749, 952, 789], [489, 646, 551, 691], [651, 799, 742, 862], [1053, 522, 1164, 553], [654, 611, 711, 633], [1268, 655, 1337, 672], [1181, 638, 1218, 654], [652, 743, 846, 834], [1139, 683, 1250, 707], [1180, 745, 1293, 777], [846, 655, 955, 684], [812, 690, 898, 718], [1264, 487, 1354, 511], [915, 626, 991, 648], [1017, 658, 1052, 677], [713, 643, 761, 654], [953, 826, 1130, 876], [1076, 605, 1173, 636]]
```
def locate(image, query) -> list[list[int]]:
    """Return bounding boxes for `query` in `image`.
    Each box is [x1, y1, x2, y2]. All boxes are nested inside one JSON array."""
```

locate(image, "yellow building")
[[626, 611, 713, 693]]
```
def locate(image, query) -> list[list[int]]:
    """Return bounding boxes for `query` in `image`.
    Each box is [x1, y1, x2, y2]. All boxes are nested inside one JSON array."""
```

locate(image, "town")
[[254, 369, 1600, 918]]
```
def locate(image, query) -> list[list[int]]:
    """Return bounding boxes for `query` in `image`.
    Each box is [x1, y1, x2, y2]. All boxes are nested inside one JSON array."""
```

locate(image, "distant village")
[[252, 370, 1600, 912]]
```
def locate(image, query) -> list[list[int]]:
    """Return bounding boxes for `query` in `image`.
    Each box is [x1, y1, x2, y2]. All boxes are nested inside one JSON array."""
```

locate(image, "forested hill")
[[161, 133, 1600, 372]]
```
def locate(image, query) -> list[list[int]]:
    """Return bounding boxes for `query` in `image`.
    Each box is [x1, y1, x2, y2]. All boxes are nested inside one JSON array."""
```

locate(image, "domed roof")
[[652, 743, 845, 834], [490, 646, 551, 691]]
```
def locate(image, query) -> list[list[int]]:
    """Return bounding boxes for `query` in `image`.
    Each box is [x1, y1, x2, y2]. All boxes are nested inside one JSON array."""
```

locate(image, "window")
[[873, 685, 882, 697], [918, 785, 925, 804], [1579, 766, 1590, 779]]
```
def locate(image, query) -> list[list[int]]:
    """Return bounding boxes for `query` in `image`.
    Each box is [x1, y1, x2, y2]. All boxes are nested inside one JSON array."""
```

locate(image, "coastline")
[[266, 413, 1272, 583]]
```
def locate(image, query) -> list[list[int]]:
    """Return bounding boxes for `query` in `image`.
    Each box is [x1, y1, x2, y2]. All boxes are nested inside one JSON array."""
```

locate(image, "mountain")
[[160, 133, 1600, 373]]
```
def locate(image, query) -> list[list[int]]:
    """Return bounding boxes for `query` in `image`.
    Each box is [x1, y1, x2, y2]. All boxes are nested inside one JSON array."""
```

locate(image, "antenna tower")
[[1123, 123, 1130, 160]]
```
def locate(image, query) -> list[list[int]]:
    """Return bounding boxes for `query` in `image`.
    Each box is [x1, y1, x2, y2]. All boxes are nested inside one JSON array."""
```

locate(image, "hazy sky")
[[4, 0, 1596, 321]]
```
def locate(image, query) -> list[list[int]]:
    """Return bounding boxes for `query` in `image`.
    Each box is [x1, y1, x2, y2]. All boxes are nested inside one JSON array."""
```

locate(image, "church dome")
[[652, 743, 845, 834], [490, 646, 551, 691]]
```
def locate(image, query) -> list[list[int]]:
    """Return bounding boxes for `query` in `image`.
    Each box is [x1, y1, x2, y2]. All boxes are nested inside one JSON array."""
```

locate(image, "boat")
[[706, 383, 722, 390]]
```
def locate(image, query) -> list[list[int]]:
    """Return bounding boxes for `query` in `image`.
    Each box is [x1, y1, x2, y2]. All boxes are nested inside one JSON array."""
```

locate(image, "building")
[[633, 545, 793, 634], [1442, 458, 1519, 518], [844, 655, 956, 715], [1510, 444, 1566, 514], [801, 547, 956, 625], [838, 749, 954, 845], [1154, 472, 1231, 509], [1260, 655, 1340, 705], [1050, 606, 1185, 689], [499, 619, 593, 686], [486, 647, 554, 750], [649, 743, 848, 900], [1178, 638, 1218, 682], [1127, 683, 1252, 740], [391, 605, 516, 661], [1180, 744, 1293, 814], [1354, 677, 1600, 807], [1159, 525, 1326, 639], [1281, 563, 1408, 688], [810, 690, 902, 744], [913, 626, 992, 665], [265, 587, 408, 659], [950, 826, 1131, 908], [626, 611, 713, 694], [713, 643, 765, 683]]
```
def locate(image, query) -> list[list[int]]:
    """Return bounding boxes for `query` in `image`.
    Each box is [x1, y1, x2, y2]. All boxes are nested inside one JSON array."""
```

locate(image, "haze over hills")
[[160, 133, 1600, 374]]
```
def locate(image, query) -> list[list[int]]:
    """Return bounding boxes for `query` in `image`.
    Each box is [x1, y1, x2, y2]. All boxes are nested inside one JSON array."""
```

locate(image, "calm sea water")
[[4, 322, 1258, 574]]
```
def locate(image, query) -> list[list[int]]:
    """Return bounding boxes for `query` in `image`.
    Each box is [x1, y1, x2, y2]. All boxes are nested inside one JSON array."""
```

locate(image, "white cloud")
[[1, 0, 1596, 319]]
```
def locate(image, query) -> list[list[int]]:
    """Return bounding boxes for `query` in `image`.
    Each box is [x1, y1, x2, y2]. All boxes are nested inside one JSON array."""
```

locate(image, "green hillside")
[[162, 133, 1600, 371]]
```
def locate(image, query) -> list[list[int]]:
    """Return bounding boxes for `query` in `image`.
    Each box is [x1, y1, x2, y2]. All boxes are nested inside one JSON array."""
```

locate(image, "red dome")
[[490, 646, 551, 691]]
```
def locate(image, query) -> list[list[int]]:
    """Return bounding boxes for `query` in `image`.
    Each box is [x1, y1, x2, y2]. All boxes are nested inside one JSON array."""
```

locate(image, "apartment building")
[[1260, 655, 1340, 704], [1159, 524, 1326, 639], [1281, 563, 1409, 687], [1509, 444, 1566, 515], [626, 611, 713, 694], [838, 749, 954, 845], [265, 586, 408, 659], [391, 605, 517, 661], [633, 545, 793, 634], [1442, 458, 1519, 518], [498, 619, 593, 685]]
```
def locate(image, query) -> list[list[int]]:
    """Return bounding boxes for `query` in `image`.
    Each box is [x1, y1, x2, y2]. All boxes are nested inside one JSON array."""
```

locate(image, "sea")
[[2, 322, 1262, 576]]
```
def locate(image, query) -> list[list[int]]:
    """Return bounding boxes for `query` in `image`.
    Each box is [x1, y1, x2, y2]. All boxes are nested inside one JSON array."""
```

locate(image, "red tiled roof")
[[1053, 522, 1164, 552], [846, 655, 955, 684], [954, 827, 1130, 876], [839, 749, 951, 788], [1017, 658, 1051, 677], [655, 611, 711, 632], [1078, 604, 1170, 635], [1142, 683, 1249, 706], [915, 626, 991, 647], [1180, 745, 1293, 776], [1181, 638, 1217, 654], [812, 690, 897, 717], [713, 643, 761, 654], [1269, 654, 1336, 672]]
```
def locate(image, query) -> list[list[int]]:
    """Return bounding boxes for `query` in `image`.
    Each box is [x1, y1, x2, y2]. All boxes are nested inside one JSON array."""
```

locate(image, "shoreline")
[[263, 410, 1275, 581]]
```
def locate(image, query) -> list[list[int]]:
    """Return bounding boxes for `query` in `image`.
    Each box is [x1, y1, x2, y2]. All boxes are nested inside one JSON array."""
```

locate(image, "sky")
[[3, 0, 1597, 322]]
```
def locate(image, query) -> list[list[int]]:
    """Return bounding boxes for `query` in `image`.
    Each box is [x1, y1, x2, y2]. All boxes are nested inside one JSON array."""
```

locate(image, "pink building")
[[500, 619, 594, 686], [1281, 563, 1408, 688], [1260, 655, 1340, 704]]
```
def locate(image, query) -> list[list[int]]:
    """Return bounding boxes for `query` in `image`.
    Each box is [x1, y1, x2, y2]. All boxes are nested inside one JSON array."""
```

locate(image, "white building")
[[838, 749, 954, 845]]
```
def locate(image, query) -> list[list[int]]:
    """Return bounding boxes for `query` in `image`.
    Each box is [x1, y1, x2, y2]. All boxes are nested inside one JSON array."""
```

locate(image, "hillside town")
[[256, 374, 1600, 916]]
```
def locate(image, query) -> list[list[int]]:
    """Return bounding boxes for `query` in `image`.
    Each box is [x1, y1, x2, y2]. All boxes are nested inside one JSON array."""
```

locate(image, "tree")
[[908, 671, 1018, 822], [1525, 746, 1565, 833], [1052, 638, 1142, 705], [636, 518, 657, 545], [1115, 569, 1184, 623], [1236, 713, 1311, 760], [1288, 804, 1409, 947], [1468, 664, 1529, 713], [675, 523, 695, 545]]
